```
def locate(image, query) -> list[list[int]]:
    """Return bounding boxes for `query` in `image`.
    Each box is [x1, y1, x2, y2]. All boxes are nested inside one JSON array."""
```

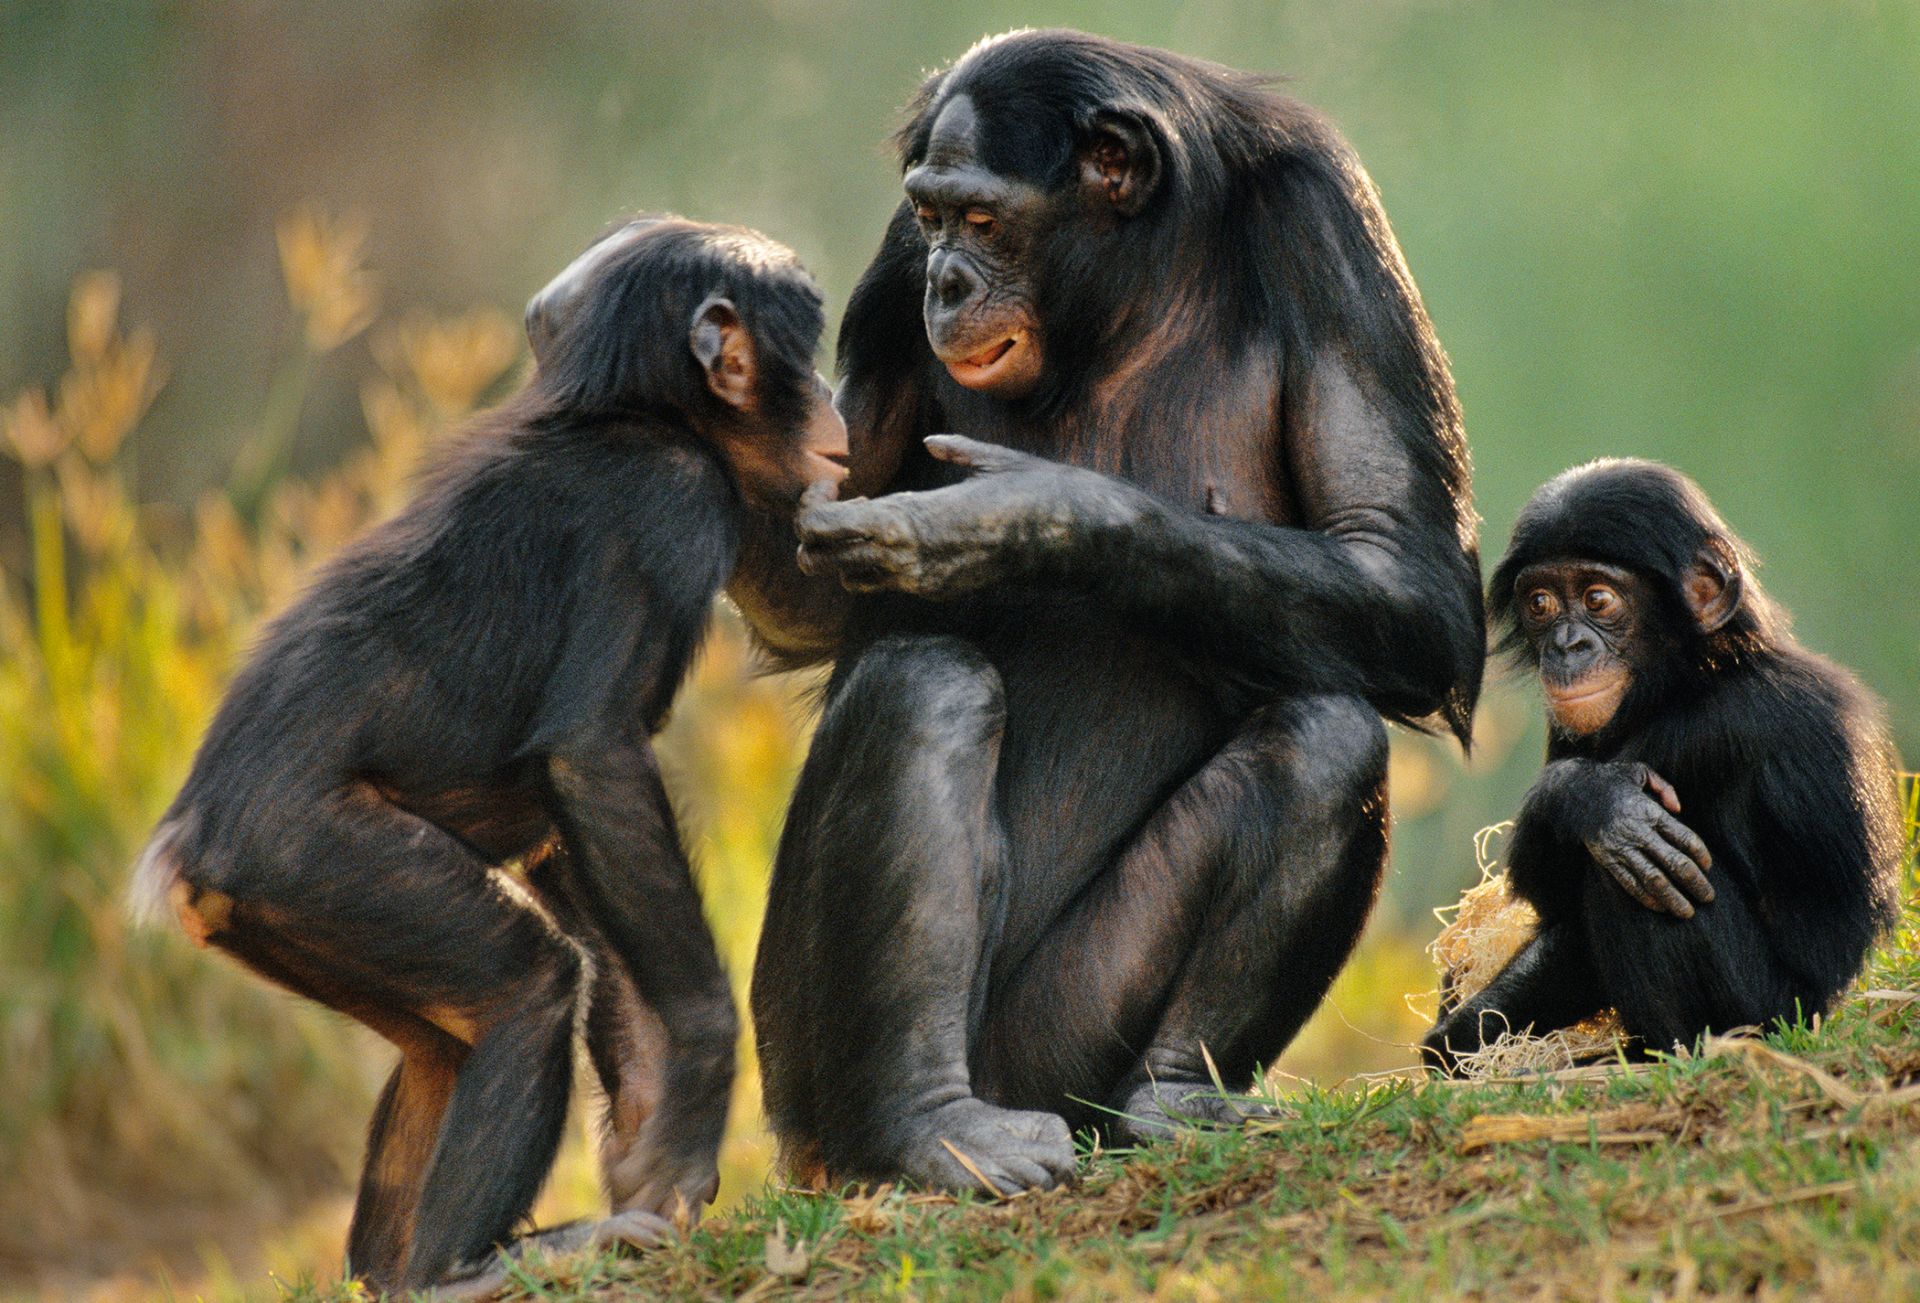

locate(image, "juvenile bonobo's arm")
[[797, 351, 1481, 726], [725, 496, 850, 665], [1510, 759, 1716, 920], [545, 729, 736, 1221]]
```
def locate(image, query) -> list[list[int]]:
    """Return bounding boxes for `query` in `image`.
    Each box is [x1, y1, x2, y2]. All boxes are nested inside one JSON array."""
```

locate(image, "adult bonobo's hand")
[[794, 435, 1138, 597], [1569, 761, 1715, 918]]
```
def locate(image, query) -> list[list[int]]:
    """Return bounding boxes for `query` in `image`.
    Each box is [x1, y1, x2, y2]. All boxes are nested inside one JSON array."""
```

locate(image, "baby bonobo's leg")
[[1421, 925, 1608, 1074]]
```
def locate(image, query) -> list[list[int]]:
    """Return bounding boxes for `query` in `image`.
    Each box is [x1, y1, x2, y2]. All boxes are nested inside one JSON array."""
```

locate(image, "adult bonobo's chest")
[[928, 344, 1295, 525]]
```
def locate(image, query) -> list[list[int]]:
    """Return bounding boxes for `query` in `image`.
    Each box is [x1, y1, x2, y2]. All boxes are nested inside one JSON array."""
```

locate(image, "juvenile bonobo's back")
[[130, 216, 841, 1296]]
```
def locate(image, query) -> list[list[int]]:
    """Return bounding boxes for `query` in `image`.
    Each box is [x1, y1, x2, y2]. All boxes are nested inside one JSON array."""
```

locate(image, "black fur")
[[1426, 459, 1904, 1068], [742, 31, 1483, 1193], [132, 218, 824, 1293]]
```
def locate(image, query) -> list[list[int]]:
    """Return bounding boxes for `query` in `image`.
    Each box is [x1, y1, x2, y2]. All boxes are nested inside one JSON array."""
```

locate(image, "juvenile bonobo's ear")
[[1080, 110, 1161, 217], [1681, 537, 1743, 633], [689, 296, 756, 411]]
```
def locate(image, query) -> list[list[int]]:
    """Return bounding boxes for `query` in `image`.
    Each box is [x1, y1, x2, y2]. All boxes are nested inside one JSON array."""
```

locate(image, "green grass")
[[270, 785, 1920, 1302]]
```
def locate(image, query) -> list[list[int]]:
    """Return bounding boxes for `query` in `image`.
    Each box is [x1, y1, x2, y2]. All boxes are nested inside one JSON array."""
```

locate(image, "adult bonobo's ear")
[[689, 296, 757, 412], [1682, 537, 1743, 633], [1080, 110, 1161, 217]]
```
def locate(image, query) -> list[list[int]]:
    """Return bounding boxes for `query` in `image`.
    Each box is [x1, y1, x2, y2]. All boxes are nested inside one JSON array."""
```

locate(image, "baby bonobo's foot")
[[1419, 1026, 1467, 1077], [897, 1098, 1076, 1196], [421, 1211, 675, 1300], [1111, 1078, 1274, 1144]]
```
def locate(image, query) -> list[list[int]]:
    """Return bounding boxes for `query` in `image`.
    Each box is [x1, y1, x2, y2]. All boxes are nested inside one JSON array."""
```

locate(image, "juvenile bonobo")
[[1424, 460, 1904, 1072], [131, 217, 847, 1295], [733, 31, 1485, 1195]]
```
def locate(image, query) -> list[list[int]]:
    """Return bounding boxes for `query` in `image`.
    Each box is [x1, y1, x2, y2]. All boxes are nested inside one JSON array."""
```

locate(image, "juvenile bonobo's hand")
[[1568, 761, 1715, 918], [794, 435, 1139, 598]]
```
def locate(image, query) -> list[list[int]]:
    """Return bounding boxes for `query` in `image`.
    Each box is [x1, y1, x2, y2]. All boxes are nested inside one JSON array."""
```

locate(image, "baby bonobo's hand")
[[1580, 761, 1714, 918]]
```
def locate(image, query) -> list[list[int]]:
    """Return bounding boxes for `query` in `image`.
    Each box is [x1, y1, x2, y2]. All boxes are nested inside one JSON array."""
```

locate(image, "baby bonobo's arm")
[[1512, 758, 1714, 920]]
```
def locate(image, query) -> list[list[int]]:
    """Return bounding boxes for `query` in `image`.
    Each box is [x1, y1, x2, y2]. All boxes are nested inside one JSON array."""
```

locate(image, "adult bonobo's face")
[[1513, 560, 1657, 735], [902, 93, 1159, 399]]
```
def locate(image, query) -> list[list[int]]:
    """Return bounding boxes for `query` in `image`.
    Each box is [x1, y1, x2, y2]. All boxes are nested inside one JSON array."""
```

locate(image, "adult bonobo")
[[734, 30, 1484, 1193], [1423, 461, 1903, 1071]]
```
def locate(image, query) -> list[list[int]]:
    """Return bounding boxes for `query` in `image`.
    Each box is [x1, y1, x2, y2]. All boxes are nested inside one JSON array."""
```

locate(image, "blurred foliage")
[[0, 1, 1914, 1297]]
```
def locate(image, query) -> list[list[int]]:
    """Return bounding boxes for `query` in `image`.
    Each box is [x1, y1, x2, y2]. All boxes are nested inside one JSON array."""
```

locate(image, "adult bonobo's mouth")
[[936, 329, 1041, 395]]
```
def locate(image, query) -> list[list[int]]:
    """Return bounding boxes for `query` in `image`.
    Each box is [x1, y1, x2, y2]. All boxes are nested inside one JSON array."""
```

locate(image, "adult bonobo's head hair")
[[1490, 458, 1785, 735], [526, 216, 825, 432], [523, 216, 841, 504], [884, 29, 1323, 408]]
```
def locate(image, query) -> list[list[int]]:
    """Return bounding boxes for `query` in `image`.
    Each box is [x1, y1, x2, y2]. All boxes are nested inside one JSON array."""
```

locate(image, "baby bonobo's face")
[[1514, 559, 1656, 735]]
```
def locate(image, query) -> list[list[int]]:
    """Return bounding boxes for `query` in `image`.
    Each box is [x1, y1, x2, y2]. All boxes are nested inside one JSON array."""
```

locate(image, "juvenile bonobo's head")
[[525, 216, 846, 507], [891, 30, 1214, 402], [1490, 459, 1781, 738]]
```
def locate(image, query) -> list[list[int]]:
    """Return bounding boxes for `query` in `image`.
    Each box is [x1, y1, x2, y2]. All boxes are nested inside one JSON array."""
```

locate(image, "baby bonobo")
[[131, 217, 846, 1296], [1423, 459, 1902, 1072]]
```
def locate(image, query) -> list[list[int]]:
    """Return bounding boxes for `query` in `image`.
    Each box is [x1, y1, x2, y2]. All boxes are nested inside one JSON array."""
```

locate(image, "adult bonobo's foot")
[[897, 1098, 1076, 1196], [1110, 1079, 1275, 1144]]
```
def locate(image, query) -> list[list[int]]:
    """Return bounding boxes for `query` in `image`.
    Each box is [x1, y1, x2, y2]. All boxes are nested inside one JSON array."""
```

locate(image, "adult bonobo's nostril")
[[929, 251, 980, 310]]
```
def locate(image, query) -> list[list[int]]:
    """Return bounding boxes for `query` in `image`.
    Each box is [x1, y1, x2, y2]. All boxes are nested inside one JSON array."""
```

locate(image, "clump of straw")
[[1427, 824, 1628, 1076]]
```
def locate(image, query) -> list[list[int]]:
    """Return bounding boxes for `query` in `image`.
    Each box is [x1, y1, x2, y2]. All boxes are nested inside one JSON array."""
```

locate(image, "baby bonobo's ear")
[[1682, 537, 1743, 633], [690, 296, 757, 412]]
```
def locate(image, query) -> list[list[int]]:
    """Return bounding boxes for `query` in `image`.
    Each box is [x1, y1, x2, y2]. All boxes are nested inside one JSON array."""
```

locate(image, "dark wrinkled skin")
[[1423, 460, 1903, 1074], [131, 219, 841, 1295], [733, 32, 1484, 1195]]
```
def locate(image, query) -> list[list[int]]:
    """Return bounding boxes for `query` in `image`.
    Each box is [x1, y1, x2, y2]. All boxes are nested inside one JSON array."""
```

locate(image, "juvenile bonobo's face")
[[796, 372, 851, 494], [1514, 560, 1656, 735], [904, 95, 1050, 398]]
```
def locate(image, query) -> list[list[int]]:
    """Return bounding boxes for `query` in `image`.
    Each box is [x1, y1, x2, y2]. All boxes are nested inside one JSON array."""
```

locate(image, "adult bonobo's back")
[[740, 29, 1485, 1195]]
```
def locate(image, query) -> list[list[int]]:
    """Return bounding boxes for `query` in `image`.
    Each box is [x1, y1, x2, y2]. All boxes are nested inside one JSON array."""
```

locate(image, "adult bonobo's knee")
[[1424, 459, 1902, 1073], [740, 28, 1482, 1194]]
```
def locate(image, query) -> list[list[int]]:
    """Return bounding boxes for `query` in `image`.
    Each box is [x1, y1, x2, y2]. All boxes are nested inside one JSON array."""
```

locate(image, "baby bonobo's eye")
[[1584, 585, 1621, 618], [1524, 589, 1559, 623]]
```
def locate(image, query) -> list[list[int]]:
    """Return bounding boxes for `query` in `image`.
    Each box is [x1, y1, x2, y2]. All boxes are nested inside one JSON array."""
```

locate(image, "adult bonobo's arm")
[[798, 142, 1484, 738]]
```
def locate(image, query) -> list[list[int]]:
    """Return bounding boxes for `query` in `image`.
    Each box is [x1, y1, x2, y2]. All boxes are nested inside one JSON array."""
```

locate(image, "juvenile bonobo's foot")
[[1419, 1026, 1466, 1077], [896, 1098, 1076, 1196], [422, 1212, 675, 1301], [1111, 1079, 1274, 1144]]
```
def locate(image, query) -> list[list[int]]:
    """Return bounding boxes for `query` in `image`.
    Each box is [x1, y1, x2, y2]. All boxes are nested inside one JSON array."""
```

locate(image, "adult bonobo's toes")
[[899, 1099, 1076, 1196], [1111, 1079, 1274, 1144], [424, 1210, 676, 1299]]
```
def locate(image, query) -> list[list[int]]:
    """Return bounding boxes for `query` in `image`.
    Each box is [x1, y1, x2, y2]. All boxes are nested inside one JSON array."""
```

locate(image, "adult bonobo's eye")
[[913, 202, 939, 232], [963, 208, 998, 237], [1584, 585, 1621, 618], [1524, 589, 1559, 623]]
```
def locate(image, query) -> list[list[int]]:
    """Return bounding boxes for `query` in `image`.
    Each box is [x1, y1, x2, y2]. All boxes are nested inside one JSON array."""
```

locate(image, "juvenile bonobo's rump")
[[729, 29, 1485, 1196], [1424, 459, 1903, 1074], [130, 216, 847, 1296]]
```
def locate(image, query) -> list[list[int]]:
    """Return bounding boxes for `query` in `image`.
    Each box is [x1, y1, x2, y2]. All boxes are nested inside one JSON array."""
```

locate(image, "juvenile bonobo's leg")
[[752, 634, 1076, 1194], [522, 841, 676, 1219], [1582, 873, 1804, 1052], [1419, 924, 1607, 1074], [202, 790, 582, 1294], [977, 695, 1390, 1140]]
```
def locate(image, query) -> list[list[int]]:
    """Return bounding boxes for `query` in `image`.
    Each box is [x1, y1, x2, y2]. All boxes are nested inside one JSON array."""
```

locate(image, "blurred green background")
[[1, 1, 1914, 1297]]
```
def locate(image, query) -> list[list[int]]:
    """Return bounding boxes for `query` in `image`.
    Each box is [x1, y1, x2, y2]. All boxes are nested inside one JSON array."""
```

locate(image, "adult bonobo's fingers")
[[1639, 767, 1684, 814], [799, 478, 842, 511], [924, 433, 1028, 473], [795, 496, 892, 544]]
